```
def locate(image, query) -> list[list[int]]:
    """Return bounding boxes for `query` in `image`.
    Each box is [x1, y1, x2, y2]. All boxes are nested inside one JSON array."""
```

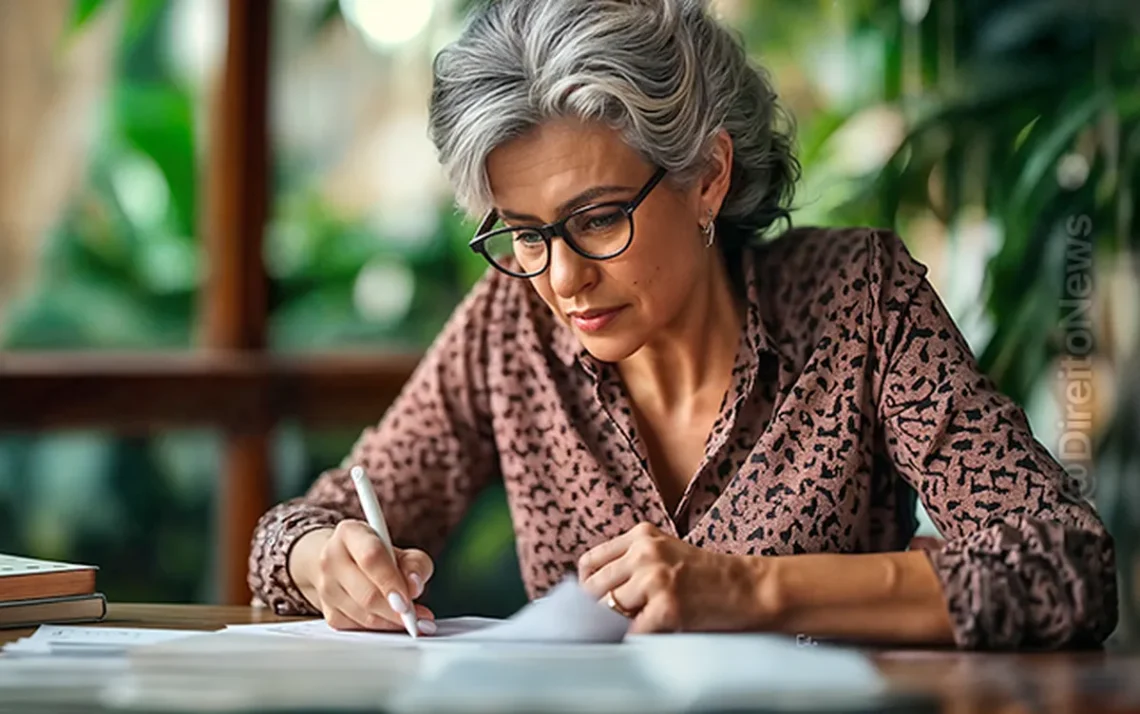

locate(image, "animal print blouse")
[[248, 227, 1117, 649]]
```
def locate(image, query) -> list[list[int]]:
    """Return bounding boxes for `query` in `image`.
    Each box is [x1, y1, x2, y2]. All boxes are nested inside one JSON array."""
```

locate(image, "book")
[[0, 593, 107, 629], [0, 554, 97, 602]]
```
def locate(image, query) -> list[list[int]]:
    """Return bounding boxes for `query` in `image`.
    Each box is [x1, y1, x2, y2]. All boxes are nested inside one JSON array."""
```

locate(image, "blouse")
[[248, 226, 1117, 649]]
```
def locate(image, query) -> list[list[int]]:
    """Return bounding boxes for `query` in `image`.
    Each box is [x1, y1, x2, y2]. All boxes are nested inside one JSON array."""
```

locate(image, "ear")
[[699, 129, 734, 217]]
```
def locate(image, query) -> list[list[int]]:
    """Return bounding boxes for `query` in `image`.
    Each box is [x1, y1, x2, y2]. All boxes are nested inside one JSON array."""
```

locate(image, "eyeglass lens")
[[482, 205, 632, 275]]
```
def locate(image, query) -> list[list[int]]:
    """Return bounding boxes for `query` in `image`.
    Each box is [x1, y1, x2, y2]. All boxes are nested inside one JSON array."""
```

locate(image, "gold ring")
[[605, 589, 634, 618]]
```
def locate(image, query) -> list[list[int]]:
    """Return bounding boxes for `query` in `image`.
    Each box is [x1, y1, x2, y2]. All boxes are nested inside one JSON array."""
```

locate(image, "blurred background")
[[0, 0, 1137, 642]]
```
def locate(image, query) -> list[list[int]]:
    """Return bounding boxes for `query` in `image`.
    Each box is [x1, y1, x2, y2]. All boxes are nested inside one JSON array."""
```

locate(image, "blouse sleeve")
[[869, 229, 1118, 649], [246, 273, 503, 615]]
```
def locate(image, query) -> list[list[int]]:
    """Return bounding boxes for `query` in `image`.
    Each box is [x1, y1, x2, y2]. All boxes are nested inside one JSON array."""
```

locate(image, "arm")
[[758, 550, 955, 645], [864, 229, 1116, 649], [247, 274, 504, 615], [739, 230, 1115, 648]]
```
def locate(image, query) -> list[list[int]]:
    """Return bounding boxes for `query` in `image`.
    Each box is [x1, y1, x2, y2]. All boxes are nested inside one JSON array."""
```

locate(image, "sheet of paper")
[[625, 633, 885, 701], [86, 622, 885, 714], [225, 577, 630, 646], [453, 575, 629, 643], [1, 625, 204, 657], [0, 553, 95, 576], [388, 633, 886, 713], [223, 616, 501, 644]]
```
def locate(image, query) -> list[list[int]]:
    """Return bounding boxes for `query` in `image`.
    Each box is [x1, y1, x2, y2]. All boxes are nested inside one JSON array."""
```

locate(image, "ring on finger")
[[606, 589, 635, 618]]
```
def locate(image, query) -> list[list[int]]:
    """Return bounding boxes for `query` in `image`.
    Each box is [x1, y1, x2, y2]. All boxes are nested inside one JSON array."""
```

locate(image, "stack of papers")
[[0, 578, 896, 713]]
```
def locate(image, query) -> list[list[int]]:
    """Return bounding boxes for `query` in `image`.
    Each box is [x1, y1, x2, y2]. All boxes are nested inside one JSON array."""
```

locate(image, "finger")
[[581, 551, 635, 599], [628, 593, 680, 635], [330, 580, 437, 633], [606, 574, 650, 618], [320, 530, 403, 624], [342, 522, 417, 622], [396, 549, 435, 598], [578, 522, 657, 580], [323, 581, 401, 631], [325, 606, 368, 631], [336, 553, 405, 625]]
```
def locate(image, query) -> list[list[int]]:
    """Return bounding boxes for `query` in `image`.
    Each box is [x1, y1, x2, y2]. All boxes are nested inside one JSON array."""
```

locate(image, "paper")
[[456, 576, 629, 643], [388, 645, 662, 713], [0, 554, 95, 576], [0, 579, 888, 714], [93, 630, 887, 714], [224, 616, 500, 644], [226, 576, 630, 646], [389, 633, 886, 713], [1, 625, 204, 657], [626, 633, 885, 700]]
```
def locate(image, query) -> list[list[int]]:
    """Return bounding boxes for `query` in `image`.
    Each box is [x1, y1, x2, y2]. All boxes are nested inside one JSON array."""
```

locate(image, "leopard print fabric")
[[248, 227, 1117, 649]]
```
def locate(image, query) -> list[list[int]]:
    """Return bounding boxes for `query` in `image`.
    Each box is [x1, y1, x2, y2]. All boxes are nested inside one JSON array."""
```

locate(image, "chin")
[[577, 332, 642, 364]]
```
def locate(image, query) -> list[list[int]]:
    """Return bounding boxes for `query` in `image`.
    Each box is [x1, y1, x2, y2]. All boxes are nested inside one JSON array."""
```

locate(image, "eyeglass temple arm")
[[470, 209, 500, 247], [630, 167, 668, 207]]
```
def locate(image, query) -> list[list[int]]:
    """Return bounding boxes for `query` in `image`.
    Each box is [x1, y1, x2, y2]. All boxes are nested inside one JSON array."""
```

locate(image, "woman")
[[248, 0, 1117, 649]]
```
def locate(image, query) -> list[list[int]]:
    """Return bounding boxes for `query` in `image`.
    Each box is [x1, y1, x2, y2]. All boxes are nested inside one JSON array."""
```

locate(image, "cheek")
[[623, 256, 692, 321], [530, 277, 558, 313]]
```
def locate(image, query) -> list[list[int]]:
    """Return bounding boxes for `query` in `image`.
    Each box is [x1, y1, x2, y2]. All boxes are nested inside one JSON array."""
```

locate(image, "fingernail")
[[388, 591, 410, 615], [409, 572, 423, 599], [417, 619, 437, 635]]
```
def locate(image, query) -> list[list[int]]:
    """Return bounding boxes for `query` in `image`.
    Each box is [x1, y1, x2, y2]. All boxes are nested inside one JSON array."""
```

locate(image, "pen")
[[350, 465, 419, 638]]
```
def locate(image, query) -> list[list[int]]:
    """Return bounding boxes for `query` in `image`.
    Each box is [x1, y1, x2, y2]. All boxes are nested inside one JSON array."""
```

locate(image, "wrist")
[[288, 527, 335, 596], [738, 554, 786, 629]]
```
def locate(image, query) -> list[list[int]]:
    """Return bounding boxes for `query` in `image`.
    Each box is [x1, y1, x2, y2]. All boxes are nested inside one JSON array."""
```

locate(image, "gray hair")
[[427, 0, 800, 253]]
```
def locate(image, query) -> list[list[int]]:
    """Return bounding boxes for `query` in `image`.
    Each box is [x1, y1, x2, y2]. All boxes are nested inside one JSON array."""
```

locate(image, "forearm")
[[758, 550, 955, 645]]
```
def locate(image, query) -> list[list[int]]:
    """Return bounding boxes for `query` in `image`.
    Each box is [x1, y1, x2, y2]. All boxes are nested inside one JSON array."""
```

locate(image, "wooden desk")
[[3, 605, 1139, 713]]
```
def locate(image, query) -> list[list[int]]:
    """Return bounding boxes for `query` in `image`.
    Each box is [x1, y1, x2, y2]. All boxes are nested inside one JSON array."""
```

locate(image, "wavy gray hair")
[[427, 0, 800, 255]]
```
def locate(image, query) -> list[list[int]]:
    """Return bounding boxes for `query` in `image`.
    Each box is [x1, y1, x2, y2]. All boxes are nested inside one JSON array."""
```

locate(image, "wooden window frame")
[[0, 0, 418, 604]]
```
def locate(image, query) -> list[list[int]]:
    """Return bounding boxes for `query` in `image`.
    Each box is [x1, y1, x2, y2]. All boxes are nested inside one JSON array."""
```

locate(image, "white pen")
[[350, 466, 419, 638]]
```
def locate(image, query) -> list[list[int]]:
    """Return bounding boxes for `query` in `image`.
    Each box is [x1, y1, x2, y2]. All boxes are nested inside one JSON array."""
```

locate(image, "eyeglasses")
[[469, 167, 667, 278]]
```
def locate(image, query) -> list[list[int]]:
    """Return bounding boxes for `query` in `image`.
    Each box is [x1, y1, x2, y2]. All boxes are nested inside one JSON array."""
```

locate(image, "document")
[[1, 578, 892, 714], [1, 625, 203, 657], [225, 576, 630, 645], [223, 616, 500, 644]]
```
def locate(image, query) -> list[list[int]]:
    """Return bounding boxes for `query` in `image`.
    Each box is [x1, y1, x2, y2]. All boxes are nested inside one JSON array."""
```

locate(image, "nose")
[[546, 238, 595, 299]]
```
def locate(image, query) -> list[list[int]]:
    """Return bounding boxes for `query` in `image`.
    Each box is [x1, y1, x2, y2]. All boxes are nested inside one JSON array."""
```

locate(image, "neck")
[[617, 252, 744, 414]]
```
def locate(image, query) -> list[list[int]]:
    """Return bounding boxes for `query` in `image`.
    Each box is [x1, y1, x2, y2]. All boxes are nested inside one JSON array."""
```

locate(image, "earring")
[[701, 209, 716, 248]]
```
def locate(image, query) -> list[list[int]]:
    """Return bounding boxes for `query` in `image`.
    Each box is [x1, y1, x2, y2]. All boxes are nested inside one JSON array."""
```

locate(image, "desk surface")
[[3, 604, 1139, 713]]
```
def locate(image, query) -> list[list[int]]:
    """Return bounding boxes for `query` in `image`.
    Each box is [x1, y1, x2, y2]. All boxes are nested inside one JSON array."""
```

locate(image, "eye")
[[573, 207, 624, 233], [586, 213, 621, 230], [514, 230, 544, 246]]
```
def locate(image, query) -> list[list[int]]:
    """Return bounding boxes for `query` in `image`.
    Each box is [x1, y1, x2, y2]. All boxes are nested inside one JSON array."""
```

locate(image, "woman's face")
[[484, 118, 729, 363]]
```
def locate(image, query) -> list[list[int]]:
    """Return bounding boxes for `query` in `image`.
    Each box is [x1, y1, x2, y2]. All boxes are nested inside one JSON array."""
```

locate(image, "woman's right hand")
[[291, 521, 437, 633]]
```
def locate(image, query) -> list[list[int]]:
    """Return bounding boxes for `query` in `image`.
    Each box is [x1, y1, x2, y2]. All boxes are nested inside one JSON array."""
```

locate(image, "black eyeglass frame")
[[469, 166, 668, 278]]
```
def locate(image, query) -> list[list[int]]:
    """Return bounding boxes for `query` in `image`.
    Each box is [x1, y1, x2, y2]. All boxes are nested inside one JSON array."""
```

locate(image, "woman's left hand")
[[577, 522, 776, 633]]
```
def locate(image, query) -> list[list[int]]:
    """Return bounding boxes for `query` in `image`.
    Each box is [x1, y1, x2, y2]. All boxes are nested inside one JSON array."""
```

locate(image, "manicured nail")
[[388, 591, 411, 615], [409, 572, 423, 599], [417, 619, 437, 635]]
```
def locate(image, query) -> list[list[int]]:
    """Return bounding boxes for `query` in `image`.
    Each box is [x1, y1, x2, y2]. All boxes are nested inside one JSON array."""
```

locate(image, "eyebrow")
[[498, 184, 634, 223]]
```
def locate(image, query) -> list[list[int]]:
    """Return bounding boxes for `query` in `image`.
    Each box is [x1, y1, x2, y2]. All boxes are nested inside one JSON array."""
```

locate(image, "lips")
[[566, 306, 626, 333]]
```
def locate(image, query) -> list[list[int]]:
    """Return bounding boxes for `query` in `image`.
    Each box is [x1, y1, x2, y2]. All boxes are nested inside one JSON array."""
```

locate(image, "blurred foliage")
[[0, 0, 1136, 634], [835, 0, 1138, 405], [0, 0, 511, 610]]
